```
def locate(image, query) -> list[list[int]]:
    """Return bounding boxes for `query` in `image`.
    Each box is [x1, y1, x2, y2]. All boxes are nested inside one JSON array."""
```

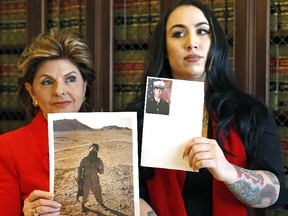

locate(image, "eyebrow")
[[39, 71, 78, 79], [168, 22, 210, 32], [64, 71, 78, 77]]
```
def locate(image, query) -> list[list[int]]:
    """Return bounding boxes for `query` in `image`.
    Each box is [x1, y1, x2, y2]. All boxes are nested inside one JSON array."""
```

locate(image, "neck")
[[154, 96, 161, 102]]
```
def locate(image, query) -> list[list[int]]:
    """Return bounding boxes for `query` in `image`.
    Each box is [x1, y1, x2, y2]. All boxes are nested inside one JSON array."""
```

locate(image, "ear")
[[24, 82, 35, 99]]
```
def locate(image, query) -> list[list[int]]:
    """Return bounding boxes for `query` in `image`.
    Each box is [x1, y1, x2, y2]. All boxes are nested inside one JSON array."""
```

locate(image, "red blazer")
[[0, 112, 49, 216]]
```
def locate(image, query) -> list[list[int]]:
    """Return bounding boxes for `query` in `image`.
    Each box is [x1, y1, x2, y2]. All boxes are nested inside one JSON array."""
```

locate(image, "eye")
[[197, 28, 210, 35], [66, 75, 77, 83], [41, 79, 53, 85], [172, 31, 185, 38]]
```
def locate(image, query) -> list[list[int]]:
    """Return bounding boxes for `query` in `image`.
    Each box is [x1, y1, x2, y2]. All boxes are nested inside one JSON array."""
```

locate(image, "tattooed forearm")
[[226, 166, 279, 207], [227, 180, 261, 205], [260, 184, 278, 204], [235, 166, 264, 185], [147, 211, 157, 216], [227, 180, 277, 206], [264, 170, 280, 185]]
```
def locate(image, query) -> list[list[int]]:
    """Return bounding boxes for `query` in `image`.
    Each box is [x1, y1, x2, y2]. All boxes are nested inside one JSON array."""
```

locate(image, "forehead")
[[35, 59, 79, 76], [166, 5, 208, 29]]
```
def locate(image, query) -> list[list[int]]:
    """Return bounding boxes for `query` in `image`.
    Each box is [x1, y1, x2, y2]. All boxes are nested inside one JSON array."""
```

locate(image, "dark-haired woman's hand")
[[183, 137, 281, 208], [182, 137, 235, 182]]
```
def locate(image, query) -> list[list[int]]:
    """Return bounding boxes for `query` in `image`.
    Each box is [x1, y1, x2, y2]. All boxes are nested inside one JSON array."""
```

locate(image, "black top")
[[182, 169, 213, 215], [141, 110, 287, 215]]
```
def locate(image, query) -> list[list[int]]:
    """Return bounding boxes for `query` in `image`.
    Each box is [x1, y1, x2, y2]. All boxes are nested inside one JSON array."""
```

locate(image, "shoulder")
[[239, 92, 268, 110], [147, 98, 155, 103], [80, 156, 88, 162], [0, 112, 48, 162], [0, 112, 46, 146], [160, 99, 169, 106], [80, 156, 90, 165], [261, 109, 279, 138], [0, 124, 31, 145], [96, 157, 103, 163], [0, 127, 29, 166]]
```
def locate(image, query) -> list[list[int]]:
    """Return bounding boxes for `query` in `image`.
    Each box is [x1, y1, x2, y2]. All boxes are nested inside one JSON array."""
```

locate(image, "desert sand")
[[53, 128, 136, 216]]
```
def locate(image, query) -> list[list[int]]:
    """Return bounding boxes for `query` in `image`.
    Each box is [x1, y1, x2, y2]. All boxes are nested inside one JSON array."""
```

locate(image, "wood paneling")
[[26, 0, 46, 42], [234, 0, 270, 103], [86, 0, 113, 111]]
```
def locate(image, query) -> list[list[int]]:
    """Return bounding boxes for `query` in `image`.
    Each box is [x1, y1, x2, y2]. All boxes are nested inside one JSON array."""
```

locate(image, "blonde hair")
[[18, 30, 95, 119]]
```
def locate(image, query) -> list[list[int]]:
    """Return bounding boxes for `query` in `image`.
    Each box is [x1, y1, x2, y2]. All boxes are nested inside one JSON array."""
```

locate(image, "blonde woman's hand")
[[23, 190, 61, 216], [183, 137, 235, 183], [140, 198, 157, 216]]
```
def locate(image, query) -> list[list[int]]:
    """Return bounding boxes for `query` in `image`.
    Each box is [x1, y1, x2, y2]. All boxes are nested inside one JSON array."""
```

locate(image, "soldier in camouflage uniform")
[[77, 143, 104, 212]]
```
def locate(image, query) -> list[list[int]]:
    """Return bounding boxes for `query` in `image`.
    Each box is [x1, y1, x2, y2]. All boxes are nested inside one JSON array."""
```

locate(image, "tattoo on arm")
[[264, 170, 280, 185], [147, 211, 157, 216], [227, 166, 278, 206], [227, 180, 277, 206], [235, 166, 264, 185]]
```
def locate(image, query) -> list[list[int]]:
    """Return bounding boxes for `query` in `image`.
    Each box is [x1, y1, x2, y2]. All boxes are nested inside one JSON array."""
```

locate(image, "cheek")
[[204, 41, 211, 56], [168, 52, 181, 68], [74, 86, 86, 100], [70, 82, 85, 94], [36, 95, 51, 111], [34, 89, 50, 103], [166, 41, 177, 58], [168, 41, 183, 55], [167, 46, 180, 63]]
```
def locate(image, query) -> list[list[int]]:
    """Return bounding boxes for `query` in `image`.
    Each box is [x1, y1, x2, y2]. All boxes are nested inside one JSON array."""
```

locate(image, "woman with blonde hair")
[[0, 30, 95, 215]]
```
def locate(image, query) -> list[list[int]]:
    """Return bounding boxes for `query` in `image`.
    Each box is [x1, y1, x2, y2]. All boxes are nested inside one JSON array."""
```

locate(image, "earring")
[[83, 96, 86, 101], [32, 98, 38, 107]]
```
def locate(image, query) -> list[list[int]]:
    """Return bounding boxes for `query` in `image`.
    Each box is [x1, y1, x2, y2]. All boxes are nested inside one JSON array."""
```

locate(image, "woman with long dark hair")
[[126, 0, 287, 215]]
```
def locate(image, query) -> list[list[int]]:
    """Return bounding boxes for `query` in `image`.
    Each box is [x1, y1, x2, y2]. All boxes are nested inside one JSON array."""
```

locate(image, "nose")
[[186, 34, 198, 50], [53, 82, 66, 96]]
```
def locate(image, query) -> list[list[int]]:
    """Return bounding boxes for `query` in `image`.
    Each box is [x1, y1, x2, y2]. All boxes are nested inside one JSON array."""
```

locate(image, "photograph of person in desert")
[[48, 112, 138, 216]]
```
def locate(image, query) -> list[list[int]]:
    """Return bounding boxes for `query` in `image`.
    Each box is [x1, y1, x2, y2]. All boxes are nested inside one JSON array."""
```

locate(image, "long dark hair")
[[126, 0, 268, 167]]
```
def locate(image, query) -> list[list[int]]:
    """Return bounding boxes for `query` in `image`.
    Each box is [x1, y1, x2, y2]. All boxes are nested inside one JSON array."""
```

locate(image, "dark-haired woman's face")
[[166, 5, 211, 81]]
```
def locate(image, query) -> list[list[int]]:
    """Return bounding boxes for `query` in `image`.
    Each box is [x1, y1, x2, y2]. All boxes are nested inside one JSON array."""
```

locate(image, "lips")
[[184, 54, 202, 62], [52, 101, 72, 107]]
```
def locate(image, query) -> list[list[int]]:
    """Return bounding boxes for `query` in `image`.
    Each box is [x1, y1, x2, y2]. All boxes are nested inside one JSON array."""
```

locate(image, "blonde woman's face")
[[25, 59, 87, 119], [166, 5, 211, 81]]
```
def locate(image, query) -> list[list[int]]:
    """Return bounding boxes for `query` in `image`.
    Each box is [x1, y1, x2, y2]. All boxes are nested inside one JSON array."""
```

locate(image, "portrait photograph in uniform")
[[48, 112, 139, 216], [145, 77, 172, 115], [142, 77, 205, 171]]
